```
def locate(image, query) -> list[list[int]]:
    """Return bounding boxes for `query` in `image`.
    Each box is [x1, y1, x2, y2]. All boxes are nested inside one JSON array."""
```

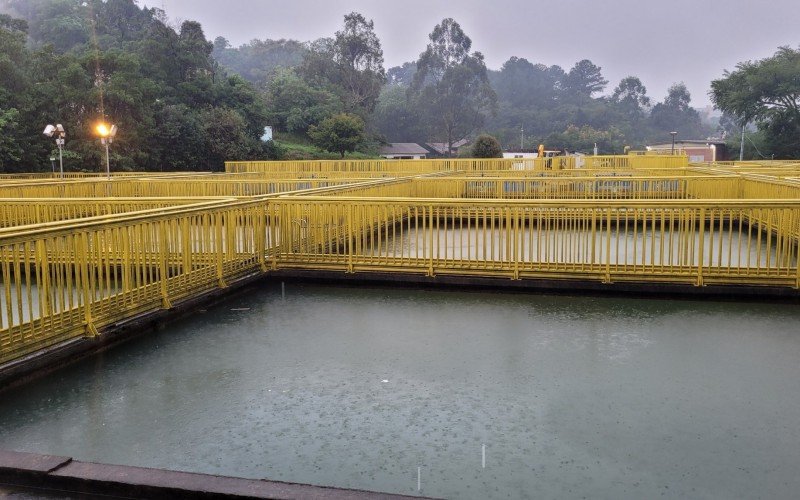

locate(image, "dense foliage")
[[471, 134, 502, 158], [712, 46, 800, 158], [308, 113, 365, 158], [2, 1, 797, 172], [0, 0, 278, 172]]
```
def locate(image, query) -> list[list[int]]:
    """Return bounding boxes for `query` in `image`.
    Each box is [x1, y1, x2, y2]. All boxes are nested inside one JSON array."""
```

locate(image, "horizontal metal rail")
[[225, 156, 689, 173], [269, 198, 800, 287]]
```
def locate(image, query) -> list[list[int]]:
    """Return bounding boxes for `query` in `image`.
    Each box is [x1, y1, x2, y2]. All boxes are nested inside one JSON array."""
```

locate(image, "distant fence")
[[225, 156, 689, 174]]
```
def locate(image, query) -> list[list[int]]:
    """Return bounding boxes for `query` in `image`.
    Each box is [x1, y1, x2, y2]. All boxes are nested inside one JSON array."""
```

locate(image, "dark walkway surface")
[[0, 450, 428, 499]]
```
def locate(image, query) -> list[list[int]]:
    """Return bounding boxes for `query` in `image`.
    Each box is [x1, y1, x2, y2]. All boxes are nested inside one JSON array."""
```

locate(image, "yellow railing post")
[[158, 220, 173, 309], [427, 204, 434, 277], [256, 206, 268, 272], [347, 203, 354, 273], [604, 208, 612, 283], [696, 207, 706, 286], [215, 213, 227, 288], [78, 232, 98, 337]]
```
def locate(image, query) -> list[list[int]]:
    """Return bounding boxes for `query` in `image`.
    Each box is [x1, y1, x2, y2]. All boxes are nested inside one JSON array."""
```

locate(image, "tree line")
[[0, 0, 273, 172], [1, 0, 798, 172]]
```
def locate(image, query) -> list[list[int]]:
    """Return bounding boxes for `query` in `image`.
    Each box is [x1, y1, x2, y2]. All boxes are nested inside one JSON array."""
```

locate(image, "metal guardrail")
[[225, 156, 690, 173], [269, 197, 799, 276], [0, 198, 227, 228], [0, 198, 271, 364], [0, 178, 373, 198], [1, 157, 799, 366]]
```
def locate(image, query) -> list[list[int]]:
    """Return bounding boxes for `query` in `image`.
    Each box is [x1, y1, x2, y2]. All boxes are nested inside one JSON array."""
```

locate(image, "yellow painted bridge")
[[1, 155, 800, 365]]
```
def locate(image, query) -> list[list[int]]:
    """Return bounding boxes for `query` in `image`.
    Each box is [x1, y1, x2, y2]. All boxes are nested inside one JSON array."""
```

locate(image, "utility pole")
[[520, 126, 524, 150], [739, 123, 745, 161]]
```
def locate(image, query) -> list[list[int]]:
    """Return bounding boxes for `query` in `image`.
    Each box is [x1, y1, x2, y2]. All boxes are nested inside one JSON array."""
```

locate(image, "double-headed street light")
[[43, 124, 65, 178], [96, 122, 117, 180]]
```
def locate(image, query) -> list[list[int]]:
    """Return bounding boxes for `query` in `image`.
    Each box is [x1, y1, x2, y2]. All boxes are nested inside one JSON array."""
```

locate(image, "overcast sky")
[[144, 0, 800, 107]]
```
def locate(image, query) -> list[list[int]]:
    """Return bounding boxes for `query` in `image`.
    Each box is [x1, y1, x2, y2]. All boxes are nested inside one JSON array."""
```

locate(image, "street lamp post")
[[43, 124, 65, 178], [96, 123, 117, 180], [49, 157, 56, 174], [670, 131, 677, 155]]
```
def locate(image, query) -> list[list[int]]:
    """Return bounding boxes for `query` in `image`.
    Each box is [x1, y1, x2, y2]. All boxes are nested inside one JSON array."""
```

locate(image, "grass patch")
[[272, 132, 381, 160]]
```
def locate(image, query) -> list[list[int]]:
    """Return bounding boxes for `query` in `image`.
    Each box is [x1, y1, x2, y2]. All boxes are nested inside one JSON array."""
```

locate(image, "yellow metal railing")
[[0, 178, 370, 199], [0, 198, 225, 228], [2, 155, 800, 368], [0, 198, 272, 364], [270, 197, 799, 286], [310, 176, 742, 200], [225, 156, 689, 174]]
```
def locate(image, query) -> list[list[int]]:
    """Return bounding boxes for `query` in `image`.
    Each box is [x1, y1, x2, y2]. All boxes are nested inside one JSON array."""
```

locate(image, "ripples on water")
[[0, 284, 799, 499]]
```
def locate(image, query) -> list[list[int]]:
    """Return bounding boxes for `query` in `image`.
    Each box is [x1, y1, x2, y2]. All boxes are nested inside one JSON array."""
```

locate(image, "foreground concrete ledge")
[[0, 449, 431, 500]]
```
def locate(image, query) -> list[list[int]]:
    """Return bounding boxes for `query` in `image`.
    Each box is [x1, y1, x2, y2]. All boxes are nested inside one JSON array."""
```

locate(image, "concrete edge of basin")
[[265, 269, 800, 302], [0, 449, 434, 500]]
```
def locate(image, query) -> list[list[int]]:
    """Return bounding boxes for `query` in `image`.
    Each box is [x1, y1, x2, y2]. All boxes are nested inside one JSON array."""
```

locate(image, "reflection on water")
[[0, 284, 799, 499]]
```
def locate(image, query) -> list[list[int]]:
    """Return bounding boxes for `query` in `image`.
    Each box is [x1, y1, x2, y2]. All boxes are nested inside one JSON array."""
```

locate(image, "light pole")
[[43, 124, 65, 178], [96, 122, 117, 180], [739, 123, 746, 161], [49, 157, 56, 174], [670, 131, 677, 155]]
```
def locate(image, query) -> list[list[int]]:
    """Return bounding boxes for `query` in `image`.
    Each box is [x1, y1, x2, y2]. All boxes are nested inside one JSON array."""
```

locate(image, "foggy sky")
[[144, 0, 800, 107]]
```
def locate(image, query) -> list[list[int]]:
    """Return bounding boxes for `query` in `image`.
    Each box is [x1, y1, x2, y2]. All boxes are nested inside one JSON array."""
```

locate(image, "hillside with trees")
[[1, 0, 797, 173]]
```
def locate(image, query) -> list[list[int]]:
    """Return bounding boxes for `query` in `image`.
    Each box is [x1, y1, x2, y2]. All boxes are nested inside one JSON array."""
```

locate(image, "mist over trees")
[[1, 0, 796, 171]]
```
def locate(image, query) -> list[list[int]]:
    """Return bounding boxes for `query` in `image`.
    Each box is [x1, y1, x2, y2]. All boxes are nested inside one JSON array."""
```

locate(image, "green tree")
[[611, 76, 650, 115], [649, 83, 704, 140], [0, 13, 30, 100], [0, 108, 22, 169], [486, 57, 565, 145], [308, 113, 365, 158], [212, 36, 306, 85], [711, 46, 800, 158], [411, 18, 496, 156], [198, 107, 262, 170], [372, 85, 424, 142], [471, 134, 502, 158], [264, 68, 342, 134], [563, 59, 608, 99], [386, 62, 416, 85], [332, 12, 385, 114], [298, 13, 385, 117]]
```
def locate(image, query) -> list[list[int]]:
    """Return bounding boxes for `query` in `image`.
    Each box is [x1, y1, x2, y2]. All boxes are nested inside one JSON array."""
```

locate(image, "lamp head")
[[43, 124, 55, 137], [96, 123, 118, 139]]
